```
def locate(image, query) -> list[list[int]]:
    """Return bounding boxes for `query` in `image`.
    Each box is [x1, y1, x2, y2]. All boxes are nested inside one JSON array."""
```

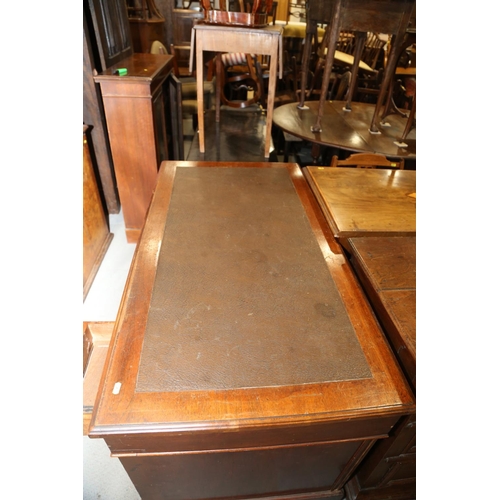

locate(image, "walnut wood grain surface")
[[344, 236, 416, 500], [303, 167, 416, 238]]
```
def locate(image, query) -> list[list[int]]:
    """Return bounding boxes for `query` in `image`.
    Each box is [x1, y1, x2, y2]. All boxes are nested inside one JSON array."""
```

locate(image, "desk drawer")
[[117, 439, 372, 500]]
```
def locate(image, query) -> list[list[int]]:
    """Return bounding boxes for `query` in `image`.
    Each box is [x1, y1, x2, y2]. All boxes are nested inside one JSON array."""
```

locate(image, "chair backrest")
[[150, 40, 169, 55], [330, 152, 405, 169], [362, 33, 386, 70]]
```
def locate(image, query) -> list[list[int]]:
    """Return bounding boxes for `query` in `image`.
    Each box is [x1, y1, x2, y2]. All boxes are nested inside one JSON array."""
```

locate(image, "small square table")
[[192, 23, 283, 158]]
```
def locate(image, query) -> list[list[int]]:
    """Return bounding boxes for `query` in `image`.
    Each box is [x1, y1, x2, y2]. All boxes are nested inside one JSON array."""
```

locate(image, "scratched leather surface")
[[136, 167, 371, 392]]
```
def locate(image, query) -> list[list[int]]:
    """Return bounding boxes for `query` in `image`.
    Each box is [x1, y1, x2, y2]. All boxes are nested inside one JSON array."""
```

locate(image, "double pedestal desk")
[[89, 161, 416, 500]]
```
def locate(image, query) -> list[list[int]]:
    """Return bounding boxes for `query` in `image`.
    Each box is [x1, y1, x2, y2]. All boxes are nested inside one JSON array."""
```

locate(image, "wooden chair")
[[308, 29, 377, 102], [216, 52, 263, 109], [330, 152, 405, 169]]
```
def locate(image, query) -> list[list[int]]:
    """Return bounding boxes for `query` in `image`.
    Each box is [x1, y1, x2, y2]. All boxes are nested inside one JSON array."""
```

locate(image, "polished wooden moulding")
[[89, 161, 414, 500]]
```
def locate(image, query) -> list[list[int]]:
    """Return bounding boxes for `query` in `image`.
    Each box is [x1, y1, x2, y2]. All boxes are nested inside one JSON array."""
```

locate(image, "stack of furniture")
[[296, 0, 416, 135]]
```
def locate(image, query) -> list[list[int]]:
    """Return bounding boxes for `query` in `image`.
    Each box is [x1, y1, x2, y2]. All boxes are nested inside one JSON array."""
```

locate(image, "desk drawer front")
[[119, 439, 367, 500]]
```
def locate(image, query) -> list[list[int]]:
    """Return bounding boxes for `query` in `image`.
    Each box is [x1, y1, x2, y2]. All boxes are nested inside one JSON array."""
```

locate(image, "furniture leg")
[[380, 75, 408, 124], [311, 1, 342, 132], [264, 38, 279, 158], [395, 93, 415, 146], [196, 32, 205, 152], [369, 11, 413, 134], [311, 142, 321, 164], [344, 31, 367, 111], [215, 53, 222, 123], [381, 32, 414, 123], [298, 19, 315, 109]]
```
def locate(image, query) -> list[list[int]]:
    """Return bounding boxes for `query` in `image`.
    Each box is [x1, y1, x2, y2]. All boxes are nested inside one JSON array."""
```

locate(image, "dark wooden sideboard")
[[89, 161, 415, 500], [94, 53, 176, 243], [339, 237, 416, 499], [302, 166, 417, 499]]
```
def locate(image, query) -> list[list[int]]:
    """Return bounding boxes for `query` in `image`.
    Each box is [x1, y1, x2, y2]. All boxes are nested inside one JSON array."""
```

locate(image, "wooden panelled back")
[[86, 0, 133, 70]]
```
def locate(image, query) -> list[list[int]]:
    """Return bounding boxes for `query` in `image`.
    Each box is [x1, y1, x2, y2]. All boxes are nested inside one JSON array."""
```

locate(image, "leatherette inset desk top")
[[137, 167, 371, 392]]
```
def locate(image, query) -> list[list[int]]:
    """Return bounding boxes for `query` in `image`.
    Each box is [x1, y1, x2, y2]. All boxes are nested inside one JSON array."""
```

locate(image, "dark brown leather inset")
[[136, 167, 371, 392]]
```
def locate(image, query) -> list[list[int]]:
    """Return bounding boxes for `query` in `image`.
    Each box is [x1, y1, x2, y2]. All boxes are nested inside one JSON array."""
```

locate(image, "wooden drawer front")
[[103, 415, 399, 455], [118, 439, 368, 500]]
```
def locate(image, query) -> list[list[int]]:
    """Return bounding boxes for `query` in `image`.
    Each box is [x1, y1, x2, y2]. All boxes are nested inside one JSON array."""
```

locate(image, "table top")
[[347, 236, 416, 392], [273, 101, 416, 158], [193, 22, 283, 36], [89, 161, 414, 445], [93, 53, 173, 82], [303, 167, 416, 239]]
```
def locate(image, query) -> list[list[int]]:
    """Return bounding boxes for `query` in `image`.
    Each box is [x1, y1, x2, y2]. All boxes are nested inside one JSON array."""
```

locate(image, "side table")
[[192, 23, 283, 158]]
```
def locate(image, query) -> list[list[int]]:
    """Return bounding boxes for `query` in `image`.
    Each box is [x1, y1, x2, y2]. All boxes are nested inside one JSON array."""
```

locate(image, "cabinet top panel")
[[94, 53, 173, 82]]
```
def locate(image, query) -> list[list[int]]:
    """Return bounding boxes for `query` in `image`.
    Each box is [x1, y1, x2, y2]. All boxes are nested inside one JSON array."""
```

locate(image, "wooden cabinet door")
[[83, 127, 113, 300]]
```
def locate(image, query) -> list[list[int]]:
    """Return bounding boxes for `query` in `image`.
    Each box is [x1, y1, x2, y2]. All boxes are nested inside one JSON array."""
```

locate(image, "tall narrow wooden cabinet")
[[94, 53, 174, 243]]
